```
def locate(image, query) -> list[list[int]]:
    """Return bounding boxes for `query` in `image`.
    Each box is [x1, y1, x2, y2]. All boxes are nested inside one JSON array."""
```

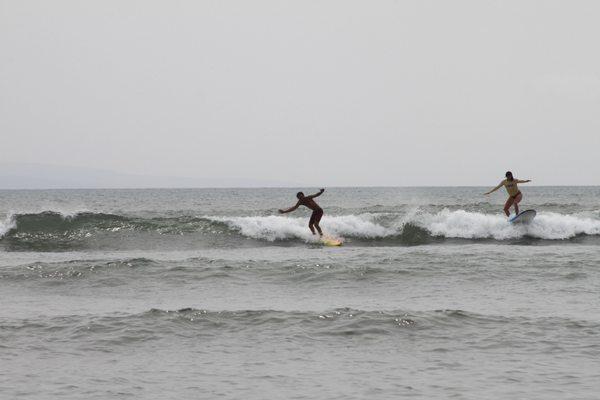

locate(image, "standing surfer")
[[484, 171, 531, 217], [279, 189, 325, 236]]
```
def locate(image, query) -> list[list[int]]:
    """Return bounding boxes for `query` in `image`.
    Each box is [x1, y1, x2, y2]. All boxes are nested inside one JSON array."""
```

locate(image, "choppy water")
[[1, 187, 599, 399]]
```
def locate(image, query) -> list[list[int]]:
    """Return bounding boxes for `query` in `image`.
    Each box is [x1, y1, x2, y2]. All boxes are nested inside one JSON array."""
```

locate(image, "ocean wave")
[[5, 250, 597, 288], [0, 211, 228, 249], [2, 308, 597, 346], [418, 209, 600, 240], [0, 308, 493, 340], [0, 258, 159, 282], [0, 256, 249, 285], [208, 214, 392, 242], [0, 255, 431, 286], [207, 210, 600, 242], [1, 209, 600, 249]]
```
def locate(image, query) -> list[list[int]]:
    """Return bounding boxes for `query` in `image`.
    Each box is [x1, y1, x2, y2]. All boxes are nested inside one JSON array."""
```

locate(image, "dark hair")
[[296, 192, 304, 199], [505, 171, 514, 181]]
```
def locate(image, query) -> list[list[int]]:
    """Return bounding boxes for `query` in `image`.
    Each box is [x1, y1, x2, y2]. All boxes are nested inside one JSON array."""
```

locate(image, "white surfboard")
[[509, 209, 536, 224]]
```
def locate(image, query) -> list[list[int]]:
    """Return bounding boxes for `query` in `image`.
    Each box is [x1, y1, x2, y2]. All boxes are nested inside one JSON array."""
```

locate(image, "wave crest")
[[207, 210, 600, 242], [208, 214, 392, 242], [419, 209, 600, 240], [2, 209, 600, 246]]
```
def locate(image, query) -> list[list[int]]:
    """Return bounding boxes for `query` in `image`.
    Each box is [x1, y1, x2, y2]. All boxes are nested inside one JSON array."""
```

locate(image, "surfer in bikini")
[[279, 189, 325, 236], [484, 171, 531, 217]]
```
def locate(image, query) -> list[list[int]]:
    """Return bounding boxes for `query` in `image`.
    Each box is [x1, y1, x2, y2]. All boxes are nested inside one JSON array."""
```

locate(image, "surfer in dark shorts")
[[279, 188, 325, 236], [484, 171, 532, 217]]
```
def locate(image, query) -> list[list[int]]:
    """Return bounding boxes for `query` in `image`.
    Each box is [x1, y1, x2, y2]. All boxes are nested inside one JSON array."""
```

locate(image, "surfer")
[[279, 189, 325, 236], [484, 171, 531, 217]]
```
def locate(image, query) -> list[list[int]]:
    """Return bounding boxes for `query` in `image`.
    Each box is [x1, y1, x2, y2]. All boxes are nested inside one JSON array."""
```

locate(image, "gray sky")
[[2, 0, 599, 187]]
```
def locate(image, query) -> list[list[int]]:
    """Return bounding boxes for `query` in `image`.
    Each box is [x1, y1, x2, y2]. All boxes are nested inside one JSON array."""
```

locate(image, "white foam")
[[528, 212, 600, 239], [56, 209, 88, 219], [207, 210, 600, 242], [0, 214, 17, 238], [412, 209, 600, 240], [207, 215, 392, 242], [415, 209, 521, 240]]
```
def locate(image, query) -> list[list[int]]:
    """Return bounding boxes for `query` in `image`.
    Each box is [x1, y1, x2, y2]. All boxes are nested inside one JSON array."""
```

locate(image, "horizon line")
[[1, 184, 599, 191]]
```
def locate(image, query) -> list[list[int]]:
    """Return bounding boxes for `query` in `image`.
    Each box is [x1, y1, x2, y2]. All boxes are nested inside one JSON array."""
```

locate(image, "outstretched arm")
[[516, 179, 531, 184], [279, 201, 301, 214], [484, 182, 503, 195], [306, 188, 325, 199]]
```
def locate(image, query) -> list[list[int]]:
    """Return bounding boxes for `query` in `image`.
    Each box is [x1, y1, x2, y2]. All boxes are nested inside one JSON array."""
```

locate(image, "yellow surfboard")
[[320, 236, 343, 246]]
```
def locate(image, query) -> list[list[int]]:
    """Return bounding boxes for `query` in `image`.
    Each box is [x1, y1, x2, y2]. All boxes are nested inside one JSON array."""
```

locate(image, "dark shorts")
[[309, 209, 324, 225]]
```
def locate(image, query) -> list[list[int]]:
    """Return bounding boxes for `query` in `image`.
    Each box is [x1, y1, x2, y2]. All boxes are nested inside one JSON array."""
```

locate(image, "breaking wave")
[[208, 210, 600, 242], [1, 209, 600, 249], [208, 214, 392, 242], [418, 209, 600, 240]]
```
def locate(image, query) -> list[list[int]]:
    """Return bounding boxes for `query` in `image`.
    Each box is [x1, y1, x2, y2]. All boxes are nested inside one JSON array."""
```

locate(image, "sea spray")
[[0, 214, 17, 238]]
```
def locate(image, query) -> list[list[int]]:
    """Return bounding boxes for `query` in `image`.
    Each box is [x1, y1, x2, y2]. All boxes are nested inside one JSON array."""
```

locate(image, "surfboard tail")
[[510, 209, 537, 224]]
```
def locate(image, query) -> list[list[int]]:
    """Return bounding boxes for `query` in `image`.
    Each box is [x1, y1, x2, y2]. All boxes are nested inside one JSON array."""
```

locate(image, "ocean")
[[1, 187, 599, 399]]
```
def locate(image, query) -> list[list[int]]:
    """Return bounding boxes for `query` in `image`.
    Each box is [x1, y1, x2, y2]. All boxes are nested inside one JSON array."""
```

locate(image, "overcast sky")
[[1, 0, 599, 187]]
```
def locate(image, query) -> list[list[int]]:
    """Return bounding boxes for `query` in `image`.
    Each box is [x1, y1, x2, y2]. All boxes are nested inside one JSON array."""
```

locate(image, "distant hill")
[[0, 163, 297, 189]]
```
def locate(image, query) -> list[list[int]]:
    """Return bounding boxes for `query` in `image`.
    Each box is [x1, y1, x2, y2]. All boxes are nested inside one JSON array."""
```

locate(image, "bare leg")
[[314, 223, 323, 236], [513, 193, 522, 215], [314, 210, 324, 236], [504, 197, 515, 217], [309, 210, 324, 236]]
